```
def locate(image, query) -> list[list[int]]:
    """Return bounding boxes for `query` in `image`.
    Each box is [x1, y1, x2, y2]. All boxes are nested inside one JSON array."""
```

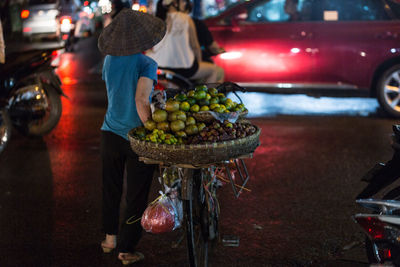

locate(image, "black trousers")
[[101, 131, 155, 253]]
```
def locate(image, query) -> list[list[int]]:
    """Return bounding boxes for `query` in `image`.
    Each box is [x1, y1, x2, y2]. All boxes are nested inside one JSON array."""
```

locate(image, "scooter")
[[0, 47, 66, 154], [354, 125, 400, 265]]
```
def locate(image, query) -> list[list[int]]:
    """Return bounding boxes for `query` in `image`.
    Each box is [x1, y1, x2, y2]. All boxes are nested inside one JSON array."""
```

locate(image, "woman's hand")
[[136, 77, 153, 124]]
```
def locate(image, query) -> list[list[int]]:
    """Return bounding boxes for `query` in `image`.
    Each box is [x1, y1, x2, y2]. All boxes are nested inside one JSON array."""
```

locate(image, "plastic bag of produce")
[[141, 192, 182, 234]]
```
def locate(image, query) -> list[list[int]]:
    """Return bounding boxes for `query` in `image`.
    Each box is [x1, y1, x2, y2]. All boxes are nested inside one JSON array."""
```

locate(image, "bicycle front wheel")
[[185, 170, 209, 267]]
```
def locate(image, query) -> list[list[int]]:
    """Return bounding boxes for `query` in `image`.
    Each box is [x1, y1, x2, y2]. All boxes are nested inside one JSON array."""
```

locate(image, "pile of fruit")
[[132, 85, 252, 145]]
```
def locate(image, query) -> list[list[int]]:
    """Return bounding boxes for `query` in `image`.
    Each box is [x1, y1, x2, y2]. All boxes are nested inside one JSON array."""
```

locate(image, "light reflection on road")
[[228, 92, 379, 117]]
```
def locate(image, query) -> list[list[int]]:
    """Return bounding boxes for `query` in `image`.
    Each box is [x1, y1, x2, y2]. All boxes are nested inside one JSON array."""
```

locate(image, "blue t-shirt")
[[101, 53, 158, 140]]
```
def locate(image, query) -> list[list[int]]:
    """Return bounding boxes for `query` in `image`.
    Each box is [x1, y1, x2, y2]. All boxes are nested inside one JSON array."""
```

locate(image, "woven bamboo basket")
[[128, 125, 261, 165], [192, 109, 248, 123]]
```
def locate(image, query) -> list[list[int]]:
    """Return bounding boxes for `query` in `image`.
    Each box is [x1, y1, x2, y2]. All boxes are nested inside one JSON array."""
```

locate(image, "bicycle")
[[140, 155, 252, 267]]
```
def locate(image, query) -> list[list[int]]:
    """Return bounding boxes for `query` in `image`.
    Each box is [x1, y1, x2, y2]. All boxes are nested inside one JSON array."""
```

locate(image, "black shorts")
[[160, 59, 199, 79]]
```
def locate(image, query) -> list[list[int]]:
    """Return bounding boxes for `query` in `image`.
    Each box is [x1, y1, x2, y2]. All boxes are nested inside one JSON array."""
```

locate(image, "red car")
[[205, 0, 400, 117]]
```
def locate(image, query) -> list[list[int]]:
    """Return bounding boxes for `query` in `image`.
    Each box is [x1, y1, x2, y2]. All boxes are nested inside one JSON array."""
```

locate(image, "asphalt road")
[[0, 36, 399, 267]]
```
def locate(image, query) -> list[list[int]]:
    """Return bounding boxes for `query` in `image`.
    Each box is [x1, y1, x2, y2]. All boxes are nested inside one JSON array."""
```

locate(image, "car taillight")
[[61, 16, 72, 25], [21, 10, 29, 19], [354, 215, 387, 240]]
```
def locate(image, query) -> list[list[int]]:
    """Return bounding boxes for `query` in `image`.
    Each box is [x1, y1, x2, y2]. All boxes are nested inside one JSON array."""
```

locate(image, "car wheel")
[[377, 64, 400, 118]]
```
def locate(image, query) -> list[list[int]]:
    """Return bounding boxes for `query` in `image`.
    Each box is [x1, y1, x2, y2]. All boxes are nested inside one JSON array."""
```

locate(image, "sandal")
[[101, 234, 117, 253], [118, 251, 145, 265]]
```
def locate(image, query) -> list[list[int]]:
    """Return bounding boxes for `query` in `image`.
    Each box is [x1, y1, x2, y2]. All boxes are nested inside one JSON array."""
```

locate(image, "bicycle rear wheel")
[[185, 170, 209, 267]]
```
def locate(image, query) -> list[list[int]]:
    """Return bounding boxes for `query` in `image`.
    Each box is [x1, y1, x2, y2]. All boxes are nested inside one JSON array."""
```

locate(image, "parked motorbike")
[[354, 125, 400, 265], [0, 47, 65, 154]]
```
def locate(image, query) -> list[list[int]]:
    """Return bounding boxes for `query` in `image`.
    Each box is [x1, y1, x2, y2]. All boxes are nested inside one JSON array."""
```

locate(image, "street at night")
[[0, 35, 399, 267]]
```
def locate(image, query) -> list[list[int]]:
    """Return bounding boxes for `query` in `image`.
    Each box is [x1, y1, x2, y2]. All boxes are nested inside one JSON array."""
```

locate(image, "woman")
[[146, 0, 224, 83], [97, 9, 166, 265]]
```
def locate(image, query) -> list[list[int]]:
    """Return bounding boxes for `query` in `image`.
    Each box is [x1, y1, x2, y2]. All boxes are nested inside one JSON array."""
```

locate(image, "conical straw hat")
[[98, 9, 166, 56]]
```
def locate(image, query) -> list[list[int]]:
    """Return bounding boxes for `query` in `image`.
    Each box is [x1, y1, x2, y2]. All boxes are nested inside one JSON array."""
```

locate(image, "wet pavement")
[[0, 36, 399, 266]]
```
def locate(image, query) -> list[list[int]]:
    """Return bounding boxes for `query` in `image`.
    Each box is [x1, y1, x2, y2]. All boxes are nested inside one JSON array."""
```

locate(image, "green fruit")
[[186, 116, 196, 126], [157, 121, 170, 132], [144, 120, 157, 131], [198, 99, 210, 106], [134, 127, 146, 138], [170, 120, 185, 132], [187, 90, 195, 98], [208, 87, 218, 97], [174, 93, 187, 102], [197, 122, 206, 131], [210, 103, 220, 110], [194, 90, 206, 100], [190, 104, 200, 113], [187, 97, 196, 106], [195, 85, 208, 92], [165, 100, 180, 112], [180, 101, 190, 112], [176, 110, 187, 121], [217, 93, 227, 104], [152, 109, 168, 122], [185, 124, 199, 135], [214, 107, 225, 113], [176, 131, 187, 138], [200, 105, 209, 111], [210, 97, 219, 105]]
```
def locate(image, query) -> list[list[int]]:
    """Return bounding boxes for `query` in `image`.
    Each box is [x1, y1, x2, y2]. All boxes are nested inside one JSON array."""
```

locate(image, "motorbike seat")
[[0, 50, 43, 77], [394, 125, 400, 138]]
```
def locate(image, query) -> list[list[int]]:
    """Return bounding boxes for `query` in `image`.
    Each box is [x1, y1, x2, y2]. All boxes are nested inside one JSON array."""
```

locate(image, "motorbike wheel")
[[26, 84, 62, 136], [0, 109, 11, 154], [365, 186, 400, 264]]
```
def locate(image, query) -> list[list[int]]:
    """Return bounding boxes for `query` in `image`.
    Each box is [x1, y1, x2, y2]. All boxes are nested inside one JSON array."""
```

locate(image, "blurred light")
[[132, 3, 140, 10], [21, 10, 29, 19], [228, 92, 379, 117], [83, 6, 92, 14], [36, 94, 42, 100], [84, 1, 89, 6], [139, 5, 147, 13], [277, 83, 293, 88], [23, 27, 32, 32], [60, 16, 72, 33], [61, 17, 72, 25], [98, 0, 112, 13], [219, 51, 242, 60], [47, 10, 59, 16], [62, 77, 78, 85], [360, 51, 366, 57], [290, 48, 300, 54], [38, 10, 44, 16], [391, 48, 397, 53]]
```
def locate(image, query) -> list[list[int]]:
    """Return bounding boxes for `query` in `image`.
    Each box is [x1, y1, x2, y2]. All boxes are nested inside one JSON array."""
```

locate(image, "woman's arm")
[[135, 77, 153, 124], [188, 17, 202, 62]]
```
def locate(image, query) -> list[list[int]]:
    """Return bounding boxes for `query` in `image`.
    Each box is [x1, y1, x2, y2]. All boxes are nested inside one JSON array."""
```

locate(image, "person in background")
[[147, 0, 224, 83], [284, 0, 300, 21], [181, 0, 225, 63], [97, 9, 166, 265]]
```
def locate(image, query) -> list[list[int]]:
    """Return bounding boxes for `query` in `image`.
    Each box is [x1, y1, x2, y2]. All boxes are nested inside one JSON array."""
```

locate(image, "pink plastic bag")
[[141, 195, 179, 234]]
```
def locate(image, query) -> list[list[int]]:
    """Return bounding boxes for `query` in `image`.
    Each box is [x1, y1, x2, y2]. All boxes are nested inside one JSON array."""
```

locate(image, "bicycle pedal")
[[222, 235, 240, 247]]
